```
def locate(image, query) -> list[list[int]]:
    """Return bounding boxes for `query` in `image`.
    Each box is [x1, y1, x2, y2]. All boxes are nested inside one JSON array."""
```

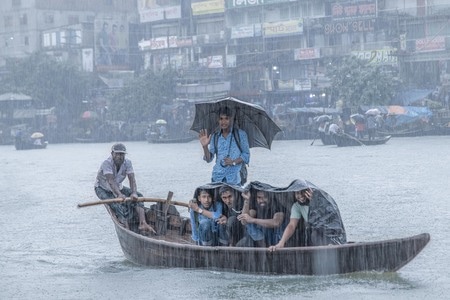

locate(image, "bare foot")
[[139, 223, 156, 235]]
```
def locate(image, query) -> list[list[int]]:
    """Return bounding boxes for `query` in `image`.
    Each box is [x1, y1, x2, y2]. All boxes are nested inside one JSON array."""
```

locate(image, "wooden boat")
[[147, 135, 196, 144], [90, 197, 429, 276], [376, 127, 434, 137], [14, 139, 48, 150], [74, 137, 96, 143], [319, 131, 335, 145], [334, 133, 391, 147]]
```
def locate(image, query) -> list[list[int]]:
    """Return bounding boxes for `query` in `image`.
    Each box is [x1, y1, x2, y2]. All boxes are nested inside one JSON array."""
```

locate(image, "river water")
[[1, 136, 449, 299]]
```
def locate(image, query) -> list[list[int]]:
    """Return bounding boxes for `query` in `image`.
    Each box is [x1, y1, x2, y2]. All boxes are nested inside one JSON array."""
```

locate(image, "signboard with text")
[[294, 48, 320, 60], [329, 1, 376, 20], [263, 20, 303, 37], [351, 49, 398, 65], [324, 19, 374, 34]]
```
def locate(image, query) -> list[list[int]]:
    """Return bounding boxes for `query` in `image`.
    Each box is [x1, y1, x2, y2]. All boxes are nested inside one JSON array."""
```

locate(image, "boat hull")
[[334, 134, 391, 147], [147, 135, 196, 144], [319, 132, 335, 145], [14, 141, 48, 150], [110, 210, 429, 275]]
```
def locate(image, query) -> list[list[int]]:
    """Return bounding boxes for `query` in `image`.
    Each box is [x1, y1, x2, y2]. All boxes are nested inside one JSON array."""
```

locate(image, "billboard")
[[94, 17, 129, 69]]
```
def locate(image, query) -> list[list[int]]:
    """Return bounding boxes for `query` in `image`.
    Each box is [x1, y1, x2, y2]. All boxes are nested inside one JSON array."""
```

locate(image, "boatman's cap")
[[111, 143, 127, 154]]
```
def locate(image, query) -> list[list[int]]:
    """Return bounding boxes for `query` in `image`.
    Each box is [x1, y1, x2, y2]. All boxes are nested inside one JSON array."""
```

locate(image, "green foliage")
[[0, 52, 94, 120], [326, 56, 402, 107], [108, 68, 177, 122]]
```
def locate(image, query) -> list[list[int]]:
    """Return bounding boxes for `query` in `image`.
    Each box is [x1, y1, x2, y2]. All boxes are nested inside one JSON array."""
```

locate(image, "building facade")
[[0, 0, 138, 73], [137, 0, 450, 108], [1, 0, 450, 108]]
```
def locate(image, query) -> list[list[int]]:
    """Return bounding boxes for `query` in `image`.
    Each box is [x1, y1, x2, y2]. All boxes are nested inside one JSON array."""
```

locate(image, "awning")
[[392, 89, 433, 105], [0, 92, 32, 101]]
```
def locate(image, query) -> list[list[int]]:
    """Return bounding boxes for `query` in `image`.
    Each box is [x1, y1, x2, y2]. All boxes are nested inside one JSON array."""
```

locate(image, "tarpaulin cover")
[[191, 180, 347, 246]]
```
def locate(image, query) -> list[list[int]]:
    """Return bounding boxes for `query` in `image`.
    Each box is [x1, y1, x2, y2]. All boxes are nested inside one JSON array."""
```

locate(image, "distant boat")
[[147, 134, 196, 144], [15, 139, 48, 150], [334, 133, 391, 147], [319, 131, 335, 145]]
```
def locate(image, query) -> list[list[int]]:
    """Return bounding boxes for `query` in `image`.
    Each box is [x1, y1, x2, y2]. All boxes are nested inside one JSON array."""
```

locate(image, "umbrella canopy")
[[313, 115, 332, 123], [81, 111, 98, 119], [365, 108, 381, 116], [30, 132, 44, 139], [387, 105, 407, 115], [155, 119, 167, 125], [190, 97, 282, 149], [350, 114, 365, 123]]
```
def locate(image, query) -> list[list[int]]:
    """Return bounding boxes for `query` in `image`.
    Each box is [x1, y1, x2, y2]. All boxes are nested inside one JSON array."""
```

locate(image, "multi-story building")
[[2, 0, 450, 108], [0, 0, 138, 74], [137, 0, 450, 109]]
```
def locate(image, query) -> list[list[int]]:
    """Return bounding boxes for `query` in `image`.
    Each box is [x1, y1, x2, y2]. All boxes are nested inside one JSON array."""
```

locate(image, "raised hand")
[[199, 129, 211, 147]]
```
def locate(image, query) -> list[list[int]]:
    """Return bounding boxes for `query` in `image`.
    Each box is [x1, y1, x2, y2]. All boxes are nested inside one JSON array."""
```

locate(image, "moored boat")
[[334, 133, 391, 147], [147, 135, 196, 144], [14, 139, 48, 150]]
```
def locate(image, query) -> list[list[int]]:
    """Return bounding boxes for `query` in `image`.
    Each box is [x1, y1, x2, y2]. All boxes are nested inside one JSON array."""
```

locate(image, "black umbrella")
[[313, 114, 332, 123], [190, 97, 282, 149], [350, 113, 365, 123]]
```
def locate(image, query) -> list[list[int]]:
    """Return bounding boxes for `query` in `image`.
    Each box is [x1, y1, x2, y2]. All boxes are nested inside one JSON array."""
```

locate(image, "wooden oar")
[[310, 133, 318, 146], [77, 197, 190, 208], [342, 132, 365, 146]]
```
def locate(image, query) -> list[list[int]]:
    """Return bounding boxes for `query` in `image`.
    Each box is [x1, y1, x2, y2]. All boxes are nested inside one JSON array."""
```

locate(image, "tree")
[[108, 68, 177, 122], [1, 52, 95, 121], [326, 56, 402, 108]]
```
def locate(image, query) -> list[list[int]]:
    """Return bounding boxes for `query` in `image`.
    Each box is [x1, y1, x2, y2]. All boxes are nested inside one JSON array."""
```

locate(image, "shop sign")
[[294, 48, 320, 60], [324, 19, 374, 34]]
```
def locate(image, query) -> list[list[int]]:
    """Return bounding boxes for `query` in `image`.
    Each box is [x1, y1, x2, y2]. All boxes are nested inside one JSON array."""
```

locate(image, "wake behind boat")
[[79, 180, 429, 275]]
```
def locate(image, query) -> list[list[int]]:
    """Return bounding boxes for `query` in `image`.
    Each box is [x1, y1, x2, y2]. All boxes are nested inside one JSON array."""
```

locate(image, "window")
[[248, 10, 261, 24], [44, 14, 54, 24], [290, 3, 300, 18], [68, 15, 79, 25], [12, 0, 21, 7], [227, 10, 244, 26], [24, 36, 29, 46], [197, 20, 223, 35], [4, 16, 13, 27], [20, 14, 28, 25], [280, 7, 290, 20]]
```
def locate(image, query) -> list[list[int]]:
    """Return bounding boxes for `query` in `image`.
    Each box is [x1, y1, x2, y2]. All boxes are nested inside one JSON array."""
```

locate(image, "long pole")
[[77, 197, 190, 208]]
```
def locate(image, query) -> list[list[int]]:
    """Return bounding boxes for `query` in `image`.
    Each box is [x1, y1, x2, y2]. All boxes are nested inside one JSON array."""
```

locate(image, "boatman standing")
[[94, 143, 155, 235]]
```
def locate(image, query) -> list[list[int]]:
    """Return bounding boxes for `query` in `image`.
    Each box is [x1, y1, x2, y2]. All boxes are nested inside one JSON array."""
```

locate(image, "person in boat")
[[366, 115, 377, 140], [94, 143, 155, 234], [268, 179, 347, 251], [198, 106, 250, 186], [236, 189, 286, 247], [189, 187, 227, 246], [216, 185, 246, 246], [355, 119, 365, 139], [328, 123, 342, 135]]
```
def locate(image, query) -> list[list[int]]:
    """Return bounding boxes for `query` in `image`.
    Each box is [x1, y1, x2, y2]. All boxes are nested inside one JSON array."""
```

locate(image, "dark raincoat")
[[248, 179, 347, 246]]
